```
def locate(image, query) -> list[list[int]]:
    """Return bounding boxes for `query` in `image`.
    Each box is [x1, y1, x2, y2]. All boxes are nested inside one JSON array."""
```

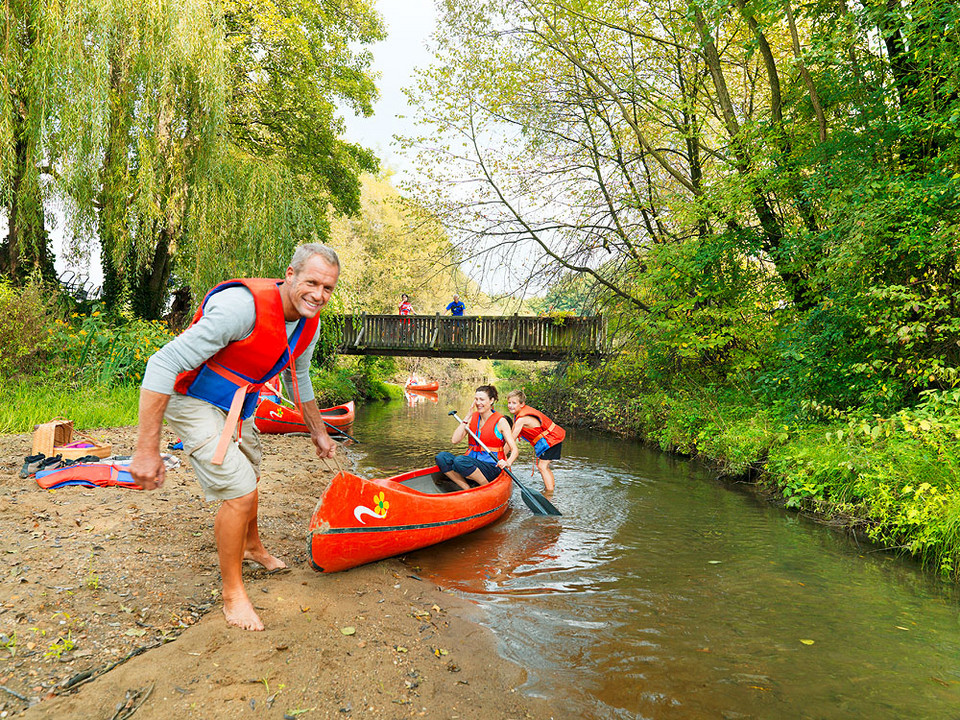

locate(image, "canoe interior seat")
[[397, 472, 463, 495]]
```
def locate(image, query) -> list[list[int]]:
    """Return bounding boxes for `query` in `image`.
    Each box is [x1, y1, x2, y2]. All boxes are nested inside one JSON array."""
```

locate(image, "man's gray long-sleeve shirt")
[[142, 286, 319, 403]]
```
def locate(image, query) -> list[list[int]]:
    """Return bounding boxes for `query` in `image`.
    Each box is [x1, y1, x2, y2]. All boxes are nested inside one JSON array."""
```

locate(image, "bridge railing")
[[334, 314, 605, 360]]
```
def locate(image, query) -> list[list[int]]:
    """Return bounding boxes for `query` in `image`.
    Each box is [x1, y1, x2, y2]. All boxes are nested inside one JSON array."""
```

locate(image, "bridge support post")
[[353, 312, 366, 348], [430, 312, 440, 349]]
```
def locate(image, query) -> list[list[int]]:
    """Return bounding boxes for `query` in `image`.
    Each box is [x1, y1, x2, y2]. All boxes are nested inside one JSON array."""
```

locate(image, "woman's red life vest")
[[466, 411, 506, 462], [172, 278, 318, 463], [514, 405, 565, 448]]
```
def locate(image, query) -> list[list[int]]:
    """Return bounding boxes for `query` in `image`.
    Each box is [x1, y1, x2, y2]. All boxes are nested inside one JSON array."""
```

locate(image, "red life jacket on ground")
[[172, 278, 318, 464], [466, 411, 506, 463], [514, 405, 565, 448]]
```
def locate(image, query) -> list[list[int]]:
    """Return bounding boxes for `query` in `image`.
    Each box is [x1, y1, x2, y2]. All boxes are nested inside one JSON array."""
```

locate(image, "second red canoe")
[[254, 399, 355, 434]]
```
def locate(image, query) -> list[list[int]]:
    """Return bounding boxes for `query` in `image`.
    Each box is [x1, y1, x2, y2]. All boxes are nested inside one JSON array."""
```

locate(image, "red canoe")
[[308, 466, 511, 572], [405, 381, 439, 392], [254, 399, 355, 434]]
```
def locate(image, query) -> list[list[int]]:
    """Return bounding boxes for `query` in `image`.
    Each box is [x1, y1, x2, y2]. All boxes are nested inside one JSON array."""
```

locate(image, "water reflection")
[[352, 389, 960, 720], [405, 512, 565, 594], [404, 389, 439, 406]]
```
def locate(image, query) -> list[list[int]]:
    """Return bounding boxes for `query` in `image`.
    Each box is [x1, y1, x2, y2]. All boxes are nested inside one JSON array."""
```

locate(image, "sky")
[[341, 0, 438, 184]]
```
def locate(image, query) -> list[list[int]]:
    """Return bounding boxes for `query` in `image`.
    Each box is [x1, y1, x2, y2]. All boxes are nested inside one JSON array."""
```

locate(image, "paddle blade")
[[517, 486, 550, 515], [521, 486, 562, 516], [506, 468, 562, 516]]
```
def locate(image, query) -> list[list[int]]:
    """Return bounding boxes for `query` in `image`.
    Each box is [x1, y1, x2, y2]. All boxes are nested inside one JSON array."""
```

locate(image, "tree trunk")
[[1, 131, 54, 282], [691, 2, 814, 307], [130, 223, 173, 320], [99, 50, 128, 313], [0, 15, 54, 283], [783, 0, 827, 143]]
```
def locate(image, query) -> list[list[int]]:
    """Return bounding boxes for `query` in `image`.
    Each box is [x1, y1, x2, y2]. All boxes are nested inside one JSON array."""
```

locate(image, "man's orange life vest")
[[466, 411, 506, 463], [173, 278, 318, 463], [514, 405, 565, 451]]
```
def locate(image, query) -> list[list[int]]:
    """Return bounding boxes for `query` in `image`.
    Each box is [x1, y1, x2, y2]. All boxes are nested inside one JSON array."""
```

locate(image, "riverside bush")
[[767, 395, 960, 577], [0, 278, 57, 379], [309, 355, 400, 406], [49, 310, 175, 386]]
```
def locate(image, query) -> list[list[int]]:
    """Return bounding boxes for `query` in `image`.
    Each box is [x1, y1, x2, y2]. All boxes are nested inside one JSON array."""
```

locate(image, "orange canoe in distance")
[[308, 466, 511, 572], [405, 381, 439, 392], [253, 399, 355, 434]]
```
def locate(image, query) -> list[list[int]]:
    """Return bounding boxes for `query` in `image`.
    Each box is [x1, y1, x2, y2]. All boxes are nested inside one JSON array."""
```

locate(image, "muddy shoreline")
[[0, 427, 554, 719]]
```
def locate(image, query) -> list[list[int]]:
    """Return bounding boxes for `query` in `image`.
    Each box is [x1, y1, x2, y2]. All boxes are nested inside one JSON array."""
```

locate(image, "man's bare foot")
[[243, 549, 287, 572], [222, 595, 264, 631]]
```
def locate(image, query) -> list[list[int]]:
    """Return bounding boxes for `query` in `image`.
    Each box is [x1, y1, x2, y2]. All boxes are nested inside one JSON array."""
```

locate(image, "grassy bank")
[[0, 358, 400, 436], [520, 363, 960, 580]]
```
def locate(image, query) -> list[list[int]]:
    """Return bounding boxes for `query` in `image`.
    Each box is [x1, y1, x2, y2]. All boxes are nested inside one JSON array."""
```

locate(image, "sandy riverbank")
[[0, 427, 553, 719]]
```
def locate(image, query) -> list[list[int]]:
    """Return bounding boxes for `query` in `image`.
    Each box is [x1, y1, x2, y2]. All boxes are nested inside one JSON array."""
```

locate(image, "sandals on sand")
[[20, 453, 47, 478]]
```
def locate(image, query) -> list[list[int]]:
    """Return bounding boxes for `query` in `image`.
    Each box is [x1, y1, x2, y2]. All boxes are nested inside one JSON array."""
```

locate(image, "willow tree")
[[96, 0, 227, 318], [178, 0, 384, 296], [0, 0, 108, 281]]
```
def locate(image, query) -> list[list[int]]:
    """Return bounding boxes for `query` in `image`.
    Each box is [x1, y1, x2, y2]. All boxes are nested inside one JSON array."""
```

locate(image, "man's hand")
[[312, 429, 336, 459], [129, 449, 166, 490], [131, 388, 171, 491], [300, 399, 336, 459]]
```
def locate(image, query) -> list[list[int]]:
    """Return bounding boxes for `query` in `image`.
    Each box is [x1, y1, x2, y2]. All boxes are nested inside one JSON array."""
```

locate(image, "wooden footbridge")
[[332, 314, 606, 361]]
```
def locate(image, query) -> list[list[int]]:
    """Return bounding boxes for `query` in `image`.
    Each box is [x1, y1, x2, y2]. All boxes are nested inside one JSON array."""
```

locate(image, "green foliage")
[[2, 0, 385, 322], [0, 277, 57, 379], [174, 0, 385, 311], [44, 632, 76, 660], [408, 0, 960, 415], [224, 0, 384, 217], [330, 174, 479, 314], [767, 390, 960, 576], [311, 297, 348, 370], [624, 234, 782, 385], [1, 631, 16, 657], [756, 299, 899, 413], [48, 308, 174, 386], [309, 355, 398, 406]]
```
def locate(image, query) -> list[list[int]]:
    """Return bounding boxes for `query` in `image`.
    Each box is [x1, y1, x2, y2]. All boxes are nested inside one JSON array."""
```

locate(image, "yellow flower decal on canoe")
[[373, 492, 389, 516]]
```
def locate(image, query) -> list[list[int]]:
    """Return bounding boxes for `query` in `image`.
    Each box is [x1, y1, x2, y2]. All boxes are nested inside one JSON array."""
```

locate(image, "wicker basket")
[[32, 418, 112, 460]]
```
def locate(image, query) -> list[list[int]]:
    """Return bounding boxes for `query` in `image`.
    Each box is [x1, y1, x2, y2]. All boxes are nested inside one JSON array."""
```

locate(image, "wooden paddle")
[[449, 410, 561, 516]]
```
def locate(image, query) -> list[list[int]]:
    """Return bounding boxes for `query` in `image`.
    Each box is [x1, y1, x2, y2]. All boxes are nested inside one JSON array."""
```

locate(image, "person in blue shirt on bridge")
[[446, 294, 466, 342], [446, 294, 465, 316]]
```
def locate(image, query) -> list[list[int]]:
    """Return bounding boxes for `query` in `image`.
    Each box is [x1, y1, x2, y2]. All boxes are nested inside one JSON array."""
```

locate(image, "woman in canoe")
[[506, 389, 565, 493], [436, 385, 519, 491]]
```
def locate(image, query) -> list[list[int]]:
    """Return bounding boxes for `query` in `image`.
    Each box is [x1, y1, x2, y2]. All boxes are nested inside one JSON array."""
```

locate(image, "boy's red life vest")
[[173, 278, 318, 464], [514, 405, 565, 448], [466, 411, 506, 463]]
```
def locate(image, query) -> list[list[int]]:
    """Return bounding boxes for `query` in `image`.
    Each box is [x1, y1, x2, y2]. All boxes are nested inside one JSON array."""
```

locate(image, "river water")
[[347, 388, 960, 719]]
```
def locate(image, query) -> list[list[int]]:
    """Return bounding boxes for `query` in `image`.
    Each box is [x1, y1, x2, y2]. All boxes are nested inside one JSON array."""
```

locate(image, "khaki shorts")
[[165, 392, 261, 501]]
